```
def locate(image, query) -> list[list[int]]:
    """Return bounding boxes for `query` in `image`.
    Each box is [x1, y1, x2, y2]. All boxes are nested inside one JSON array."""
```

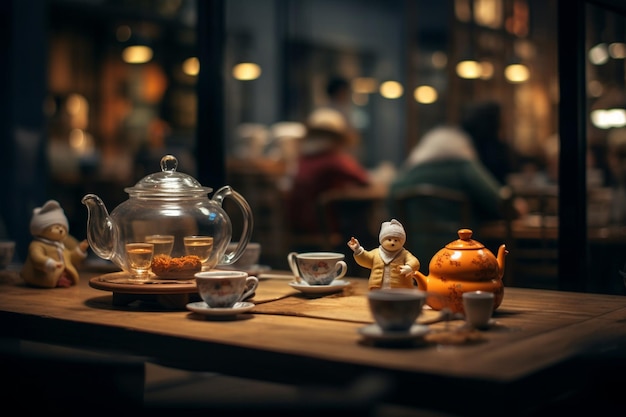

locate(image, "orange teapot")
[[412, 229, 507, 314]]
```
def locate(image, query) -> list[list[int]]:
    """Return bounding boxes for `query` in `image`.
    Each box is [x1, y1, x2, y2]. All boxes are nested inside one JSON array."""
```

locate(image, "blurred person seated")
[[287, 107, 371, 251], [461, 100, 522, 184], [324, 76, 361, 148], [606, 127, 626, 225], [388, 126, 525, 268]]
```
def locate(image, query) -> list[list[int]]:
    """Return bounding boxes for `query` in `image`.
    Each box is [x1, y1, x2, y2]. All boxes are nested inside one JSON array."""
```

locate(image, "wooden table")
[[1, 267, 626, 415]]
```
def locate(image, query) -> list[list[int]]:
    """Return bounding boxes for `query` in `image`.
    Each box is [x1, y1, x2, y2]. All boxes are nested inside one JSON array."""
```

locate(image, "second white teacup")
[[195, 270, 259, 308], [462, 291, 495, 329], [368, 288, 427, 332], [287, 251, 347, 285]]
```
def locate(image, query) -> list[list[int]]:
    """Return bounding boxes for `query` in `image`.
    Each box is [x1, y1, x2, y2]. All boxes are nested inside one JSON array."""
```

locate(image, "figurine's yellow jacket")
[[353, 247, 420, 290], [20, 239, 84, 288]]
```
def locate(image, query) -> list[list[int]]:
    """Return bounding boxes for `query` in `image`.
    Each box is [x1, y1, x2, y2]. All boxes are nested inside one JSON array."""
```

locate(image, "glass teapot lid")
[[124, 155, 212, 198]]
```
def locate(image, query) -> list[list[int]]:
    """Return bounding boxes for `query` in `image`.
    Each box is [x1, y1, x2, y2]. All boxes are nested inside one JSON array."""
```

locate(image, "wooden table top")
[[1, 266, 626, 414]]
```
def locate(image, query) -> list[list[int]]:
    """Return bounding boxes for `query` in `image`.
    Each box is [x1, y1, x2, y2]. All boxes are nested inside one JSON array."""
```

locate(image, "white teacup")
[[195, 270, 259, 308], [462, 291, 495, 329], [227, 242, 262, 268], [287, 251, 347, 285], [368, 289, 427, 332]]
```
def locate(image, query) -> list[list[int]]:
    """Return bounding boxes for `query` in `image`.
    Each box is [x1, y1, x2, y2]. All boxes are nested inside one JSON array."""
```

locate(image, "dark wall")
[[1, 0, 48, 261]]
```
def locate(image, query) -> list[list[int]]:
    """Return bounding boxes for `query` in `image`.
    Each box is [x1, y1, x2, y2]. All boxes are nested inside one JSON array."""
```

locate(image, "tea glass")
[[287, 251, 347, 285], [125, 242, 154, 280], [184, 236, 214, 264], [195, 270, 259, 308], [367, 288, 427, 332], [145, 234, 175, 257]]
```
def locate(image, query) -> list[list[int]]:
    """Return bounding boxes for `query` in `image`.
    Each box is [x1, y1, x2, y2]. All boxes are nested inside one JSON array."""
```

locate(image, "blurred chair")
[[144, 368, 393, 416], [389, 184, 471, 273], [501, 186, 559, 289], [1, 338, 145, 412], [317, 185, 389, 277], [226, 157, 290, 269]]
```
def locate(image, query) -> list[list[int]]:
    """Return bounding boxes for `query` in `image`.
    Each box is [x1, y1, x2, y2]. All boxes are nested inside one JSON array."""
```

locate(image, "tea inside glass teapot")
[[82, 155, 253, 278]]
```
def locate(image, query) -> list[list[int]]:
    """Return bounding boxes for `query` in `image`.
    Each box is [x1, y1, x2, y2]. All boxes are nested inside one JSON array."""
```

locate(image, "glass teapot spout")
[[81, 193, 117, 262]]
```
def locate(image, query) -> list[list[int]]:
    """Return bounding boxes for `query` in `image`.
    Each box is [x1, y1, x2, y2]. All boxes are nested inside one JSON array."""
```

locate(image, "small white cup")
[[195, 270, 259, 308], [228, 242, 262, 268], [462, 291, 495, 329], [287, 251, 347, 285], [368, 289, 427, 332]]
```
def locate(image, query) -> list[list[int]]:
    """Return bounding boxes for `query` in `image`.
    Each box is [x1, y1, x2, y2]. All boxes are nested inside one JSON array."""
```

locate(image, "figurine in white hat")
[[20, 200, 89, 288], [347, 219, 420, 290]]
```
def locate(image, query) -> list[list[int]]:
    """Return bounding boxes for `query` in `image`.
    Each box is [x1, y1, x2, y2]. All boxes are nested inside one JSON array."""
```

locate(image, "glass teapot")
[[81, 155, 253, 276]]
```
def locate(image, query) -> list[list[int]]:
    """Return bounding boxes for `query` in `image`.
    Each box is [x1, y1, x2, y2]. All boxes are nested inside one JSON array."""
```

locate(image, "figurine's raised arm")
[[347, 236, 360, 252]]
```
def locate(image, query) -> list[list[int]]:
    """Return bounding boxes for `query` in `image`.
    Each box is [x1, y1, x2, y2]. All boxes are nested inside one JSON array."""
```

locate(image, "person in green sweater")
[[387, 126, 525, 273]]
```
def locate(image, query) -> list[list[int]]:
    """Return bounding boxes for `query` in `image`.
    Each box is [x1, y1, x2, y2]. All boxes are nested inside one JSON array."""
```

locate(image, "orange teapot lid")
[[444, 229, 485, 250]]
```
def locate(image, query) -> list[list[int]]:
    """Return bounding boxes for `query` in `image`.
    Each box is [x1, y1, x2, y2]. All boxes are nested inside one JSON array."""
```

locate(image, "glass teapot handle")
[[212, 185, 253, 265]]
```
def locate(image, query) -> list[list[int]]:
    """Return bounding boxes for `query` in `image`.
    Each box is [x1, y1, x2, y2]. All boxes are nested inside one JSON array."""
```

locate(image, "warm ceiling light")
[[479, 61, 494, 79], [456, 60, 481, 79], [122, 45, 153, 64], [379, 81, 403, 99], [352, 77, 378, 94], [608, 42, 626, 59], [590, 108, 626, 129], [474, 0, 503, 29], [232, 62, 261, 80], [504, 63, 530, 83], [589, 43, 609, 65], [413, 85, 438, 104], [182, 57, 200, 76]]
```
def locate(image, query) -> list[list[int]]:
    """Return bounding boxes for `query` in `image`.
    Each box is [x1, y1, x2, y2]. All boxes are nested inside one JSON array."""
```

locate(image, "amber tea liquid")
[[184, 236, 214, 263], [125, 242, 154, 277], [145, 235, 174, 257]]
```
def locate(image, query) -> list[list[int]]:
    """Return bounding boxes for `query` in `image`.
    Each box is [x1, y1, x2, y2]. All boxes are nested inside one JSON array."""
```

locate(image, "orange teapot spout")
[[496, 244, 508, 280], [413, 270, 428, 292]]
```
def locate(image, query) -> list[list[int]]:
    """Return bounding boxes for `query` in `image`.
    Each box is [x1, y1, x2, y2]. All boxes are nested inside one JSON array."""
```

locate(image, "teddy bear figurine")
[[20, 200, 89, 288], [347, 218, 420, 290]]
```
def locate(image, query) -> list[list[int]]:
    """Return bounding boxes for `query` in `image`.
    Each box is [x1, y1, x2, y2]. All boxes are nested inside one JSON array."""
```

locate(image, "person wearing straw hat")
[[21, 200, 89, 288]]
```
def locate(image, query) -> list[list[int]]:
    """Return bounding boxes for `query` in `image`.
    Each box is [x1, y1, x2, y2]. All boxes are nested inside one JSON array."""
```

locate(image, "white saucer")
[[186, 301, 255, 316], [288, 280, 350, 294], [358, 324, 430, 342]]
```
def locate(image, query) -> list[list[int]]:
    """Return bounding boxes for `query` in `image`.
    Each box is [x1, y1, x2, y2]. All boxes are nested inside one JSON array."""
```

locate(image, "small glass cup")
[[145, 234, 175, 257], [184, 236, 214, 264], [125, 242, 154, 280]]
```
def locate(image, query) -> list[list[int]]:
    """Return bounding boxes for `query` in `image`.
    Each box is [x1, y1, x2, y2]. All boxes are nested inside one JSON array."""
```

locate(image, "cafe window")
[[3, 0, 624, 294], [581, 0, 626, 294]]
